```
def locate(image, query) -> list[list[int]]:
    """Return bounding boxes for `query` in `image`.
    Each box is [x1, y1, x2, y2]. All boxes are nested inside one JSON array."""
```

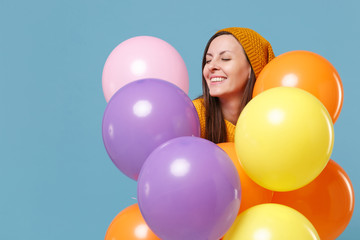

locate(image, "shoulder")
[[192, 97, 204, 109], [192, 98, 205, 117], [192, 97, 206, 139]]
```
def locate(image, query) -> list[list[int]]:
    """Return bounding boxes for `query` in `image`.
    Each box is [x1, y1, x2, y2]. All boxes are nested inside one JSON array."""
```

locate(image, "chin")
[[209, 92, 223, 98]]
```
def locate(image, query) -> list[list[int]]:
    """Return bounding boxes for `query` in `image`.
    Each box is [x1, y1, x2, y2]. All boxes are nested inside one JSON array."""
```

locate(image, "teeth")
[[211, 77, 226, 82]]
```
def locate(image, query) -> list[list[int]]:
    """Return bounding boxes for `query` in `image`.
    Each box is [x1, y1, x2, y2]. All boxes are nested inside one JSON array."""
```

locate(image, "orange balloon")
[[105, 203, 160, 240], [217, 142, 273, 213], [253, 50, 343, 123], [272, 160, 354, 240]]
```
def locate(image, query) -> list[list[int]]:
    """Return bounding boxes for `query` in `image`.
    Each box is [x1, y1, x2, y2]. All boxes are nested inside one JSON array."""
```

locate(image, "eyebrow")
[[206, 50, 231, 57]]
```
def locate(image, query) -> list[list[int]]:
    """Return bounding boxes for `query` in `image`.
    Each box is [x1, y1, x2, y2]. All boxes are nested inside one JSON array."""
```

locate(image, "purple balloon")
[[137, 136, 241, 240], [102, 79, 200, 180]]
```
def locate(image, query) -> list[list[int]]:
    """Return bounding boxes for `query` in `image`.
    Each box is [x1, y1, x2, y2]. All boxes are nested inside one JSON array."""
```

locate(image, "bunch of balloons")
[[227, 50, 354, 240], [101, 36, 241, 240], [101, 35, 354, 240]]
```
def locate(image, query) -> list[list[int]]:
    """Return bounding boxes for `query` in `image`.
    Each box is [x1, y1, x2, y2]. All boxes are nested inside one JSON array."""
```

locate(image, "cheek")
[[233, 63, 250, 80], [202, 67, 208, 79]]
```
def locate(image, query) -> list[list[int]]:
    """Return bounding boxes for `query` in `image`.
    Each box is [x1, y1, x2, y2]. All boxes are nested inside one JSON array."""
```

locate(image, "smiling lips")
[[210, 77, 227, 82]]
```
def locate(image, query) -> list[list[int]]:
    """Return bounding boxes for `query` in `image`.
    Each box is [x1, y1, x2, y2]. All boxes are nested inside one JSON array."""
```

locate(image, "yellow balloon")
[[235, 87, 334, 191], [223, 203, 320, 240]]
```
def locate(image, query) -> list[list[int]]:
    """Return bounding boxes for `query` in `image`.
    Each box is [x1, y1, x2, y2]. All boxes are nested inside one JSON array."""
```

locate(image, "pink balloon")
[[102, 36, 189, 102]]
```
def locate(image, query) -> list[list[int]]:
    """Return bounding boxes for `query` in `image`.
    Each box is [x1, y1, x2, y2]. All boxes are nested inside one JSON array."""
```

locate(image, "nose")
[[207, 60, 219, 72]]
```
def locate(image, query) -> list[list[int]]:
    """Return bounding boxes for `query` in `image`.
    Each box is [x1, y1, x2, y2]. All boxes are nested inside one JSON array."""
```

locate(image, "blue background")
[[1, 0, 359, 239]]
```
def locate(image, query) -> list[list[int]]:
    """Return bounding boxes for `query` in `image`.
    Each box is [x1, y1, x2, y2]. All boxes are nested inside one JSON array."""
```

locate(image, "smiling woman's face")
[[203, 34, 251, 99]]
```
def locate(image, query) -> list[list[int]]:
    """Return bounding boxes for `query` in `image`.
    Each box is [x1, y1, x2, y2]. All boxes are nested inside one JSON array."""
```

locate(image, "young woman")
[[193, 27, 275, 143]]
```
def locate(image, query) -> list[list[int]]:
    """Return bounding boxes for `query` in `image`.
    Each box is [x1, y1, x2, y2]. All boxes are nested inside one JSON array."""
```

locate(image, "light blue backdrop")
[[1, 0, 359, 239]]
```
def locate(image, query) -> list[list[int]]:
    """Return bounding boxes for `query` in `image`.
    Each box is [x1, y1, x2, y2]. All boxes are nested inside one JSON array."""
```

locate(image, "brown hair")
[[201, 31, 256, 143]]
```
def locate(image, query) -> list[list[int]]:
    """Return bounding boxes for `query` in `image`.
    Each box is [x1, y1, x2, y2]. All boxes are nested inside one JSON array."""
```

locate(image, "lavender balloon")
[[102, 79, 200, 181], [138, 136, 241, 240]]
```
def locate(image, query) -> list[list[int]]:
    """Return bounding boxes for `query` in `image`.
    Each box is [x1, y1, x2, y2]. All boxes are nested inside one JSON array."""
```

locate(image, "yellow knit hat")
[[217, 27, 275, 78]]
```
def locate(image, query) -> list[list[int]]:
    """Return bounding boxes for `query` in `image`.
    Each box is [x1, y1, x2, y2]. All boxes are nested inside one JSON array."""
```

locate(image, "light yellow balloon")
[[235, 87, 334, 191], [223, 203, 320, 240]]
